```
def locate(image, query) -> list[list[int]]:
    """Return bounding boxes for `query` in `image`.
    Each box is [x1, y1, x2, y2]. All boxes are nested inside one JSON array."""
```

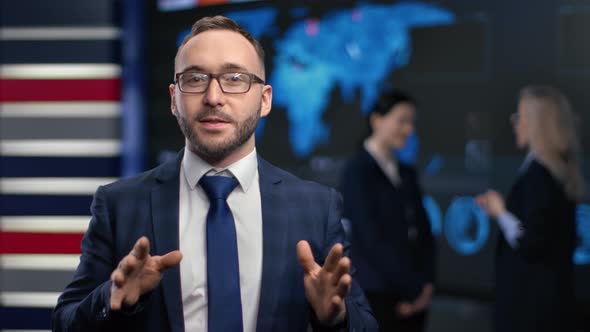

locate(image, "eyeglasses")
[[509, 113, 520, 124], [174, 71, 265, 94]]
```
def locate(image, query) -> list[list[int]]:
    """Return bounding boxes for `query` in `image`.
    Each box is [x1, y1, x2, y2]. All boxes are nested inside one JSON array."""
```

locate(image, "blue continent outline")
[[227, 2, 455, 157]]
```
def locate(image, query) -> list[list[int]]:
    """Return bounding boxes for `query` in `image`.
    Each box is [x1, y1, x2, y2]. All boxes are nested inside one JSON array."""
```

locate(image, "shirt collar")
[[363, 139, 401, 186], [364, 138, 398, 167], [182, 146, 258, 192]]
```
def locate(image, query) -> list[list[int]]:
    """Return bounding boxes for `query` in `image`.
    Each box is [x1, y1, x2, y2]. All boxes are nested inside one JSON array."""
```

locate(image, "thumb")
[[156, 250, 183, 271], [297, 240, 319, 274]]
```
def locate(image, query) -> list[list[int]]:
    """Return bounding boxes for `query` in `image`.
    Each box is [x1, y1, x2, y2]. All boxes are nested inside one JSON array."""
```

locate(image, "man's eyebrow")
[[219, 63, 249, 72], [179, 63, 251, 73], [179, 65, 206, 73]]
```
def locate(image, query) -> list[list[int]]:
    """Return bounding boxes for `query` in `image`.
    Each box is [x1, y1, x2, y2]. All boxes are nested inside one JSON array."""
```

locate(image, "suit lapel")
[[151, 152, 184, 332], [256, 158, 289, 332]]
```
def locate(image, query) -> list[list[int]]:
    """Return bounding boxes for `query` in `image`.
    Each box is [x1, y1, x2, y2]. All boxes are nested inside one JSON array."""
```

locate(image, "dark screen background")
[[146, 0, 590, 328]]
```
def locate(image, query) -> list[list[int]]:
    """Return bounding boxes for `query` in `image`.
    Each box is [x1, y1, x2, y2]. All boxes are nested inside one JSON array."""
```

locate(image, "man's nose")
[[203, 78, 224, 106]]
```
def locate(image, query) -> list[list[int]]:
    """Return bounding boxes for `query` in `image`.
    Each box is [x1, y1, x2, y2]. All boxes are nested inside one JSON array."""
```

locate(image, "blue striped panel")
[[0, 157, 121, 177], [1, 40, 120, 64], [121, 0, 147, 176], [1, 0, 117, 26], [1, 195, 94, 215], [0, 307, 52, 329]]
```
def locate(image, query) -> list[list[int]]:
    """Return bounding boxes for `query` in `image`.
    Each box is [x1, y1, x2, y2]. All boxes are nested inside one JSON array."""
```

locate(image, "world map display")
[[224, 2, 455, 157]]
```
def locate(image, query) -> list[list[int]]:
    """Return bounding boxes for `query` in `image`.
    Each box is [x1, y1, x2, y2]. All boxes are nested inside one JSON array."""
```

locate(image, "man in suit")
[[52, 15, 377, 332]]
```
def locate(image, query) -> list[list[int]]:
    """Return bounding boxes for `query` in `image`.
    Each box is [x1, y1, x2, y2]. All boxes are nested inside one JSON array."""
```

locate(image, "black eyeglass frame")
[[173, 71, 265, 94]]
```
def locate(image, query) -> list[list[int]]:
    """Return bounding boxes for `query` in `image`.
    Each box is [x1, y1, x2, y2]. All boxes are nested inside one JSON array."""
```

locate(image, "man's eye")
[[188, 75, 207, 82], [226, 73, 246, 82]]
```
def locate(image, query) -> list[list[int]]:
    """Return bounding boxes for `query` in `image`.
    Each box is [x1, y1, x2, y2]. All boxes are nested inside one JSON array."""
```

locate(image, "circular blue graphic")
[[574, 204, 590, 265], [422, 195, 442, 237], [444, 197, 490, 256]]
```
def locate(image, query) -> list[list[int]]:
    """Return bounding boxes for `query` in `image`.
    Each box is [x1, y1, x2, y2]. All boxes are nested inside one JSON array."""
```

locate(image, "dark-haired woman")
[[339, 89, 435, 332]]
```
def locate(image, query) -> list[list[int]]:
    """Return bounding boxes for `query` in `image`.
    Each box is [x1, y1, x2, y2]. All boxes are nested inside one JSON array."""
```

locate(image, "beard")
[[175, 103, 261, 164]]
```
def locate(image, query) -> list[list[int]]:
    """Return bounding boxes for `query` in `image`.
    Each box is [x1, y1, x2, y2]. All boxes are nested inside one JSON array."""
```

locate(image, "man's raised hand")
[[297, 240, 351, 326], [110, 237, 182, 310]]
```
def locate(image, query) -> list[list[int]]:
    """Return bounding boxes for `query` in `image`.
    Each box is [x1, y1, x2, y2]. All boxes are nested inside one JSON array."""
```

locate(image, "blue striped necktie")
[[199, 175, 243, 332]]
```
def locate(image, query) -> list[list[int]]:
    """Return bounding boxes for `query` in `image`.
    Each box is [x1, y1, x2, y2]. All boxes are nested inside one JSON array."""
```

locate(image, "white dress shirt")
[[179, 146, 263, 332]]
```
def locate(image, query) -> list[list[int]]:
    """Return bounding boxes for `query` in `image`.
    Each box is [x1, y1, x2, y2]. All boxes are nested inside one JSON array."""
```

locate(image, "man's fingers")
[[323, 243, 344, 273], [130, 237, 150, 260], [117, 256, 128, 273], [110, 286, 140, 311], [331, 257, 350, 285], [110, 283, 124, 310], [118, 254, 139, 277], [156, 250, 183, 271], [111, 269, 125, 287], [331, 295, 344, 309], [109, 238, 159, 312], [110, 299, 122, 311], [125, 255, 137, 273], [123, 291, 139, 307], [297, 240, 319, 274], [330, 295, 348, 323], [335, 273, 352, 298]]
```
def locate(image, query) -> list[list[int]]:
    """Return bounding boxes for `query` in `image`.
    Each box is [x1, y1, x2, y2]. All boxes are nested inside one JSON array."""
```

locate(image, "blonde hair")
[[519, 85, 585, 201]]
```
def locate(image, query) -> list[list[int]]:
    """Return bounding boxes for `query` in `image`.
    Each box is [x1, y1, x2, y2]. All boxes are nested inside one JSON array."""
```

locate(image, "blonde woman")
[[476, 85, 584, 332]]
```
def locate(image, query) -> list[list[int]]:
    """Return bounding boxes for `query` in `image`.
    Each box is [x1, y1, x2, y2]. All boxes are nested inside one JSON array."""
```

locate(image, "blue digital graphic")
[[226, 8, 279, 39], [423, 153, 444, 176], [422, 195, 442, 237], [223, 2, 455, 157], [176, 28, 191, 48], [444, 196, 490, 256], [159, 0, 262, 11], [395, 132, 419, 165], [422, 197, 590, 262], [574, 204, 590, 265]]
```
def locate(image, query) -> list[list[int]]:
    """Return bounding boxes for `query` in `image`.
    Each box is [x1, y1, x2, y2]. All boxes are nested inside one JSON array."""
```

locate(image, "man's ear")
[[260, 84, 273, 118], [169, 83, 178, 117]]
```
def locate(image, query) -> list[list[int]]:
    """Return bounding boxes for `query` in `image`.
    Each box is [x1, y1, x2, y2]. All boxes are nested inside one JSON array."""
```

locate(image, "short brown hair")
[[174, 15, 265, 76]]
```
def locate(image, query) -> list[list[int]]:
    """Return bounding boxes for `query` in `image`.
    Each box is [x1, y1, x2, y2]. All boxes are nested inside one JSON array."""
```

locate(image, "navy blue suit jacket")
[[52, 151, 377, 332]]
